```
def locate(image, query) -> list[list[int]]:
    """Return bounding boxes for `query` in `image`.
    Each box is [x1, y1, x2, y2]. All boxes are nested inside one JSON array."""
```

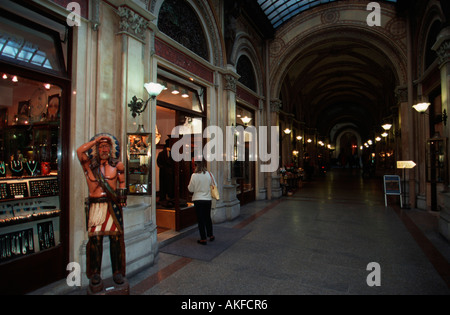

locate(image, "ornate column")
[[270, 99, 283, 198], [212, 70, 240, 223], [395, 86, 414, 207], [432, 26, 450, 241], [115, 4, 157, 278]]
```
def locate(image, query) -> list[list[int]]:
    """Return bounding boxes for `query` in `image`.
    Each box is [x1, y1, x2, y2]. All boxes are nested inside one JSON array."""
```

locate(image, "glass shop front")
[[0, 3, 71, 294], [155, 70, 206, 232]]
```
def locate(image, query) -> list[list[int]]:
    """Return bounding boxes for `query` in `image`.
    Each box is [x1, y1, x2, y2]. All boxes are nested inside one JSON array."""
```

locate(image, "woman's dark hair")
[[194, 161, 207, 174]]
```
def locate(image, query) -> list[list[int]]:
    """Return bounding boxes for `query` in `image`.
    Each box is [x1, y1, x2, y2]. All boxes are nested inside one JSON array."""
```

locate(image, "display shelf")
[[0, 176, 61, 263], [0, 215, 60, 264], [0, 176, 59, 201], [127, 133, 151, 195]]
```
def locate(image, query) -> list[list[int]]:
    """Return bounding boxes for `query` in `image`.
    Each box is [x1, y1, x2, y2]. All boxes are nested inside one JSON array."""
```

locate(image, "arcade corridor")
[[37, 169, 450, 295], [2, 0, 450, 296]]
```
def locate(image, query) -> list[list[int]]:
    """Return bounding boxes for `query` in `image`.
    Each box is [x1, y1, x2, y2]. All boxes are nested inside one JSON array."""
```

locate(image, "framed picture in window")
[[0, 108, 7, 128], [17, 100, 30, 124], [47, 94, 60, 121]]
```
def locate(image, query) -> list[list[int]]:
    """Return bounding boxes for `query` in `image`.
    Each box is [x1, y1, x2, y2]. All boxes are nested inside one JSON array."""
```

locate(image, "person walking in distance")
[[188, 161, 215, 245]]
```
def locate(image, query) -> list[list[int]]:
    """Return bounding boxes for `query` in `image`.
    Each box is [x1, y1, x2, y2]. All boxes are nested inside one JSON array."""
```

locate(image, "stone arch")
[[232, 33, 264, 95], [335, 128, 363, 163], [151, 0, 225, 67], [269, 3, 408, 99], [416, 0, 446, 75]]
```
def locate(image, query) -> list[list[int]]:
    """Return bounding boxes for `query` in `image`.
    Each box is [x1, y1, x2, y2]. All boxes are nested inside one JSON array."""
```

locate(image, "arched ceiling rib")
[[281, 37, 398, 141]]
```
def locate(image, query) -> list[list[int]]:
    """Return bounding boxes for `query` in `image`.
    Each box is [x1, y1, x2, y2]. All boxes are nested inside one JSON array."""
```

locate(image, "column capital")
[[395, 86, 408, 104], [432, 26, 450, 67], [270, 99, 282, 113], [224, 74, 237, 92], [117, 6, 149, 43]]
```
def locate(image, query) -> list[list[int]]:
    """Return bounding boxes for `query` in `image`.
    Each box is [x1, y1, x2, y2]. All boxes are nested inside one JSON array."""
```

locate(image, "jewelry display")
[[9, 182, 28, 198], [29, 178, 59, 197], [0, 162, 6, 177], [0, 178, 59, 201], [0, 228, 34, 263], [0, 183, 9, 200], [25, 161, 39, 176], [0, 76, 63, 293], [10, 160, 23, 177], [40, 162, 51, 176], [37, 222, 55, 250]]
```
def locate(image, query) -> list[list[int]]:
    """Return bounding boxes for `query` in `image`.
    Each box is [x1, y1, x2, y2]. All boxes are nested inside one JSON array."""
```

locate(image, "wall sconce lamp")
[[413, 102, 447, 126], [438, 109, 448, 126], [412, 102, 430, 113], [284, 128, 292, 135], [382, 124, 392, 131], [128, 82, 165, 119], [241, 116, 252, 125]]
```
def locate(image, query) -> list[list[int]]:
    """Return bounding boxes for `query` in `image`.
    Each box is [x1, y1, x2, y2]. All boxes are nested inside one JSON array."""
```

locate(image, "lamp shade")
[[144, 82, 165, 98], [413, 102, 430, 113], [241, 116, 252, 124], [382, 124, 392, 131]]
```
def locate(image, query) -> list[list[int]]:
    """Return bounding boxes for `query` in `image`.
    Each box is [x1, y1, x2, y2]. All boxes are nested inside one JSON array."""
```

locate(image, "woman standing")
[[188, 161, 216, 245]]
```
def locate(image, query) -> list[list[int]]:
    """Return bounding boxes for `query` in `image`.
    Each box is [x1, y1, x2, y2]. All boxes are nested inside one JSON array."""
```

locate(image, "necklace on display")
[[11, 160, 23, 176], [0, 162, 5, 176], [25, 161, 38, 176]]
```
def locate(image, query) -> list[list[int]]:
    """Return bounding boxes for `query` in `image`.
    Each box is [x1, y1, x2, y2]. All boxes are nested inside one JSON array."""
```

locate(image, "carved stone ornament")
[[394, 86, 408, 104], [271, 99, 282, 113], [435, 40, 450, 66], [224, 74, 237, 92], [118, 6, 149, 42], [432, 27, 450, 66]]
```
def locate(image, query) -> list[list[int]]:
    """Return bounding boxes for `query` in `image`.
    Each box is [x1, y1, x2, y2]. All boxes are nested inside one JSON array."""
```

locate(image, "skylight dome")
[[257, 0, 397, 29]]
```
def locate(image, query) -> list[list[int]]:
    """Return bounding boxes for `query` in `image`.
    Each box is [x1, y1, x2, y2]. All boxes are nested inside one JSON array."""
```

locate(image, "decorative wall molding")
[[271, 99, 282, 113], [117, 6, 149, 43], [224, 74, 237, 92]]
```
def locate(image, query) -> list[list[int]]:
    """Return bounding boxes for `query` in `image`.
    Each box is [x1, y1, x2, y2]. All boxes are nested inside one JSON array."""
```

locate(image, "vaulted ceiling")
[[256, 0, 398, 29], [250, 0, 400, 143], [281, 38, 397, 141]]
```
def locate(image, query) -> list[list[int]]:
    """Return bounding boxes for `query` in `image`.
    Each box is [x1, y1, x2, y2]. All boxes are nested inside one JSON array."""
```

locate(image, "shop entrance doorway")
[[235, 105, 256, 205], [155, 75, 206, 232]]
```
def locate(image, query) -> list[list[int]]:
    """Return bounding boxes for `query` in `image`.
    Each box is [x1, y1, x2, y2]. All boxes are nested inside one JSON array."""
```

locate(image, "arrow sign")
[[397, 161, 416, 169]]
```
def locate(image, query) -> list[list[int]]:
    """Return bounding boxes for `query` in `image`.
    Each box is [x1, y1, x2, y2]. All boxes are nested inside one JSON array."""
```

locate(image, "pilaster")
[[432, 26, 450, 240], [270, 99, 283, 199]]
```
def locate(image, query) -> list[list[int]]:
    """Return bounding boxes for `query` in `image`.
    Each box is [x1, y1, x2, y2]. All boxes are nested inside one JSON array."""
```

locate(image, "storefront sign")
[[383, 175, 402, 207], [397, 161, 416, 169]]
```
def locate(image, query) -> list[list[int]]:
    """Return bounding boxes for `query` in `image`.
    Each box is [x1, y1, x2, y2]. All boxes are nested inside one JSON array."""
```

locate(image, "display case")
[[426, 137, 448, 184], [0, 72, 66, 294], [0, 123, 61, 264], [0, 176, 60, 263], [127, 133, 151, 195]]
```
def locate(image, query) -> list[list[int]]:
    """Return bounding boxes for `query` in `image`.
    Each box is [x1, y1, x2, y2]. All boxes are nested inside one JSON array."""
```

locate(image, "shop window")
[[236, 55, 256, 92], [155, 74, 206, 231], [157, 77, 204, 113], [235, 105, 255, 205], [0, 73, 62, 262], [0, 15, 65, 76], [158, 0, 209, 61]]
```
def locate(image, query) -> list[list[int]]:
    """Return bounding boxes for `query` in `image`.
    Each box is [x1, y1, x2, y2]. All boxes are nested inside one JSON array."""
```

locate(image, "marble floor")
[[127, 169, 450, 295], [33, 169, 450, 296]]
